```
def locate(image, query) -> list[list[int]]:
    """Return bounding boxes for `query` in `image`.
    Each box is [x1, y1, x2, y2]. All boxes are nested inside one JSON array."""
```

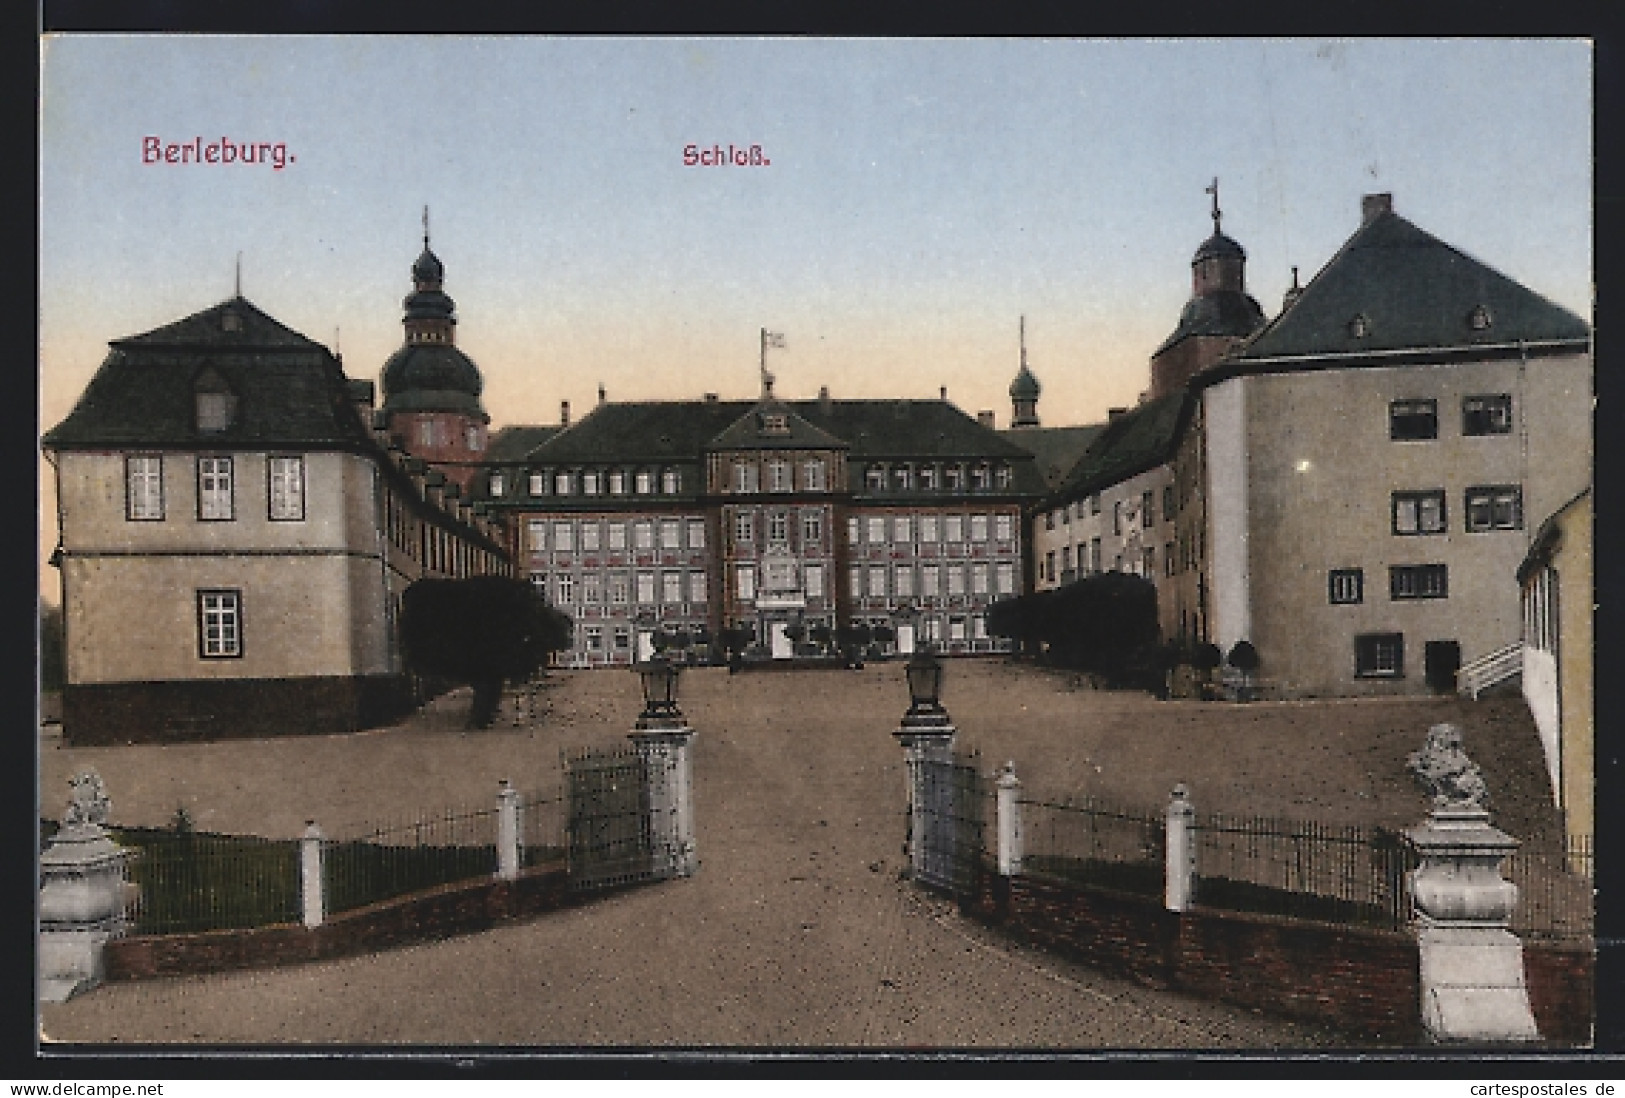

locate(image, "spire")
[[1282, 265, 1303, 312], [1020, 314, 1027, 369], [234, 252, 242, 298], [1009, 314, 1041, 428], [423, 204, 430, 249]]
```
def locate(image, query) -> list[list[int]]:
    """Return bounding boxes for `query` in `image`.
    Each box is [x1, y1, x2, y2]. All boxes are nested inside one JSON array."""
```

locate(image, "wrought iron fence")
[[1191, 812, 1414, 931], [519, 789, 569, 869], [323, 802, 501, 916], [565, 746, 654, 891], [1506, 835, 1594, 942], [115, 826, 301, 936], [1019, 794, 1165, 897], [914, 751, 988, 895]]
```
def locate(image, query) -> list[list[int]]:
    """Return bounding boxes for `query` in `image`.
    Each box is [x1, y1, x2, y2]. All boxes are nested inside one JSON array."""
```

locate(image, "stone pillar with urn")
[[892, 646, 956, 880], [629, 656, 698, 879], [39, 771, 131, 1002], [1405, 722, 1541, 1043]]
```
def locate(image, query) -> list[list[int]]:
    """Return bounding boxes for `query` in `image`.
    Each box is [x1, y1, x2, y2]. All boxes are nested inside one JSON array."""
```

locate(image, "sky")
[[37, 36, 1593, 602]]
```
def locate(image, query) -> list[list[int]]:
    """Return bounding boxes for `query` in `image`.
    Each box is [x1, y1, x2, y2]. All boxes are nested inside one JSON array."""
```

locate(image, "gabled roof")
[[1049, 391, 1191, 504], [1220, 208, 1589, 371], [485, 425, 561, 463], [788, 399, 1037, 462], [528, 400, 752, 463], [709, 400, 849, 451], [1001, 423, 1107, 489], [44, 297, 369, 449]]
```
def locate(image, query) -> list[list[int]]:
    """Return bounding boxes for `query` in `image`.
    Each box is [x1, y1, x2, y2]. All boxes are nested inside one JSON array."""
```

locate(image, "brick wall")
[[106, 866, 573, 981], [967, 868, 1592, 1046]]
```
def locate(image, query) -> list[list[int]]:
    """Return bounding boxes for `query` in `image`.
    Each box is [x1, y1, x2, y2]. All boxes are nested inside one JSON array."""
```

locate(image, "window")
[[849, 566, 862, 598], [466, 426, 484, 451], [1044, 551, 1056, 583], [634, 521, 654, 550], [971, 464, 989, 490], [802, 512, 821, 544], [195, 391, 235, 434], [636, 571, 656, 604], [995, 514, 1013, 542], [1356, 633, 1404, 678], [635, 469, 654, 495], [802, 460, 826, 491], [529, 472, 546, 496], [689, 571, 707, 603], [417, 420, 437, 448], [1089, 493, 1101, 516], [769, 512, 789, 544], [553, 522, 575, 553], [614, 628, 631, 651], [609, 572, 630, 605], [660, 519, 682, 550], [1393, 490, 1447, 535], [268, 456, 304, 521], [733, 463, 759, 493], [866, 466, 886, 492], [197, 457, 234, 521], [867, 565, 886, 597], [1141, 547, 1155, 575], [970, 515, 989, 542], [1061, 546, 1072, 574], [893, 466, 912, 491], [582, 471, 600, 496], [947, 564, 966, 596], [608, 470, 625, 495], [687, 519, 706, 549], [1390, 564, 1449, 600], [580, 523, 601, 551], [1465, 486, 1523, 532], [1112, 500, 1122, 536], [846, 517, 860, 544], [919, 465, 937, 491], [949, 616, 967, 642], [607, 522, 627, 550], [768, 461, 792, 492], [1162, 485, 1176, 523], [1141, 491, 1155, 528], [582, 573, 601, 604], [554, 471, 574, 496], [489, 473, 505, 498], [867, 516, 886, 544], [584, 626, 604, 652], [527, 521, 547, 551], [996, 465, 1013, 489], [944, 465, 963, 491], [996, 561, 1015, 595], [197, 590, 242, 658], [1390, 399, 1438, 441], [921, 563, 940, 597], [1463, 394, 1513, 436], [663, 571, 683, 604], [894, 566, 914, 598], [737, 565, 757, 601], [1045, 511, 1056, 532], [662, 469, 680, 494], [920, 515, 939, 543], [944, 515, 964, 543], [761, 412, 789, 434], [1164, 543, 1176, 578], [734, 513, 755, 545], [804, 563, 824, 599], [971, 562, 989, 595], [1090, 538, 1102, 573], [555, 574, 575, 604], [894, 516, 912, 543], [530, 571, 548, 595], [126, 455, 164, 520], [1062, 504, 1072, 526]]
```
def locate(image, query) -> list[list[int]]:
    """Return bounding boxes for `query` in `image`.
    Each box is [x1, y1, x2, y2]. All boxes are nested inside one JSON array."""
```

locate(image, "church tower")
[[1147, 180, 1267, 400], [1008, 315, 1041, 428], [379, 209, 490, 492]]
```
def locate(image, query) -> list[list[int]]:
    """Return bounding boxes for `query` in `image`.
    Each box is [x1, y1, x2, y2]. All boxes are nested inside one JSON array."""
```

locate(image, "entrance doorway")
[[896, 624, 916, 655], [769, 621, 794, 659], [1424, 640, 1461, 694], [635, 630, 655, 664]]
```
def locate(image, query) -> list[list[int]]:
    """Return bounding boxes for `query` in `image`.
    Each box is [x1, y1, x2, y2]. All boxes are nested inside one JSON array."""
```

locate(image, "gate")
[[565, 746, 655, 891], [915, 751, 986, 895]]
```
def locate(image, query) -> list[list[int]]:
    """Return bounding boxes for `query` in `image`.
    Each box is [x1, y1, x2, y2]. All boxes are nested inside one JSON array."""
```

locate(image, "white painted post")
[[496, 780, 521, 881], [300, 821, 325, 929], [996, 761, 1023, 876], [1164, 785, 1196, 912]]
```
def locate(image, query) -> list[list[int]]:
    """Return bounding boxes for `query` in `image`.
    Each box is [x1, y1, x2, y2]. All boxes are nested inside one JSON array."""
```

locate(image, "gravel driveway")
[[39, 661, 1512, 1050]]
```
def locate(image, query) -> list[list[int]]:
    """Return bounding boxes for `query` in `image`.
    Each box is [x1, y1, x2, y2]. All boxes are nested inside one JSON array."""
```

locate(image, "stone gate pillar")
[[39, 771, 130, 1002], [629, 719, 698, 879], [892, 720, 956, 880], [1405, 723, 1540, 1043]]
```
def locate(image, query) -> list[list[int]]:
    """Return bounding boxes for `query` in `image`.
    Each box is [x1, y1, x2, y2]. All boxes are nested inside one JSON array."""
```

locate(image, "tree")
[[400, 576, 573, 728], [1227, 640, 1260, 700]]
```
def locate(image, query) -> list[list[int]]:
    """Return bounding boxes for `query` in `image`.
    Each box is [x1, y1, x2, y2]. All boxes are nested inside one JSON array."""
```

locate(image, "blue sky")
[[38, 36, 1591, 597]]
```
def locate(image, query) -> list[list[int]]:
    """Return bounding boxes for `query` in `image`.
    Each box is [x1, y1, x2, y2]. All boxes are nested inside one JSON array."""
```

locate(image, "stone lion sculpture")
[[1406, 722, 1489, 810]]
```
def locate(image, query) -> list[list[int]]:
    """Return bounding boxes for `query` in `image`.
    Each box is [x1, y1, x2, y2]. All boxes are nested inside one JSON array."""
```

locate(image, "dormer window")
[[1468, 304, 1493, 332], [489, 473, 505, 498], [221, 310, 242, 333], [865, 465, 886, 492], [760, 412, 790, 435], [1348, 314, 1371, 339], [529, 472, 546, 496], [194, 368, 236, 433], [661, 468, 680, 494]]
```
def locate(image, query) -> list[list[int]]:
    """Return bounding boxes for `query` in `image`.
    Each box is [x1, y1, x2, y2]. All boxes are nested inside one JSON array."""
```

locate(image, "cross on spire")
[[1205, 177, 1221, 234], [422, 205, 431, 248]]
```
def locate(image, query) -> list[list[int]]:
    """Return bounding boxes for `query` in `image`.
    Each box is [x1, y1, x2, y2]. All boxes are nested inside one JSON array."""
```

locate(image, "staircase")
[[1457, 641, 1524, 699]]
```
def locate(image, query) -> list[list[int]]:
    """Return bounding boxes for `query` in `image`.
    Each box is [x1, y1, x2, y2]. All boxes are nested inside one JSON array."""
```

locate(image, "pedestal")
[[893, 716, 957, 880], [1407, 809, 1540, 1043], [629, 720, 697, 879], [38, 824, 130, 1002]]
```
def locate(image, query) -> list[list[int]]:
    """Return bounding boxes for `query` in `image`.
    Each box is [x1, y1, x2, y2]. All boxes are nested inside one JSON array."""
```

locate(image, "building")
[[1519, 487, 1592, 851], [42, 295, 511, 744], [1179, 193, 1592, 696], [476, 379, 1046, 667]]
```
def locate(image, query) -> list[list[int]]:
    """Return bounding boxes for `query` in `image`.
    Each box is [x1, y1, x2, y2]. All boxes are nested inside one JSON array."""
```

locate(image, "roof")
[[1000, 423, 1107, 489], [1153, 290, 1267, 357], [44, 297, 370, 449], [709, 401, 850, 451], [485, 425, 562, 463], [1193, 231, 1246, 263], [789, 399, 1037, 462], [1516, 486, 1592, 585], [1217, 208, 1590, 372], [1049, 391, 1192, 504], [380, 343, 484, 414]]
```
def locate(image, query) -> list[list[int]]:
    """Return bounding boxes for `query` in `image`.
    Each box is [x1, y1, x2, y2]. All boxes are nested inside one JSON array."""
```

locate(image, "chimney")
[[818, 385, 832, 415], [1362, 193, 1393, 224], [977, 410, 995, 429], [597, 382, 606, 405], [560, 400, 571, 428], [939, 386, 948, 401], [703, 392, 719, 404], [1282, 265, 1303, 312], [1108, 406, 1129, 422]]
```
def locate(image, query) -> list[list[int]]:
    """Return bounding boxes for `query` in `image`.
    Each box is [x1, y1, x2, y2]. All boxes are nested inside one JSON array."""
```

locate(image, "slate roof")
[[485, 425, 562, 463], [1001, 423, 1107, 489], [709, 400, 850, 451], [1214, 207, 1590, 374], [1047, 391, 1192, 505], [1152, 290, 1267, 357], [43, 297, 371, 449]]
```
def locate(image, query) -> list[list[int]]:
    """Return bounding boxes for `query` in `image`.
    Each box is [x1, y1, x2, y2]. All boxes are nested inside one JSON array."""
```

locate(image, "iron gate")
[[565, 747, 655, 890], [915, 751, 986, 895]]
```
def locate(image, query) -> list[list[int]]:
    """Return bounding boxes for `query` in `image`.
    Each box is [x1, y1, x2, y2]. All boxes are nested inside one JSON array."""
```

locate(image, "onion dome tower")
[[1148, 179, 1267, 400], [380, 208, 490, 492], [1009, 315, 1041, 428]]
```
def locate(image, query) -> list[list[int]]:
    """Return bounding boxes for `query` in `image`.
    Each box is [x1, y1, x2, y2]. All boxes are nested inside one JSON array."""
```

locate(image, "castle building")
[[43, 294, 510, 744]]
